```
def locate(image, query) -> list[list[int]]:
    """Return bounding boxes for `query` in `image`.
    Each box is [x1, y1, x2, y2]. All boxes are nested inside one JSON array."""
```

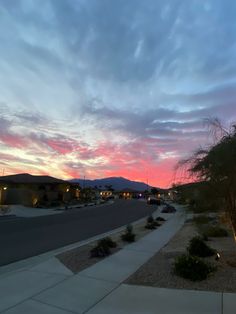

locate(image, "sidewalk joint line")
[[221, 292, 223, 314], [81, 283, 121, 314], [29, 298, 79, 314], [76, 273, 120, 284]]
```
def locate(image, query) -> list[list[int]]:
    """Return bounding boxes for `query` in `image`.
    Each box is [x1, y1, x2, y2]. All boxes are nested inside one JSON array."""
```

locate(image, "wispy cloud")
[[0, 0, 235, 186]]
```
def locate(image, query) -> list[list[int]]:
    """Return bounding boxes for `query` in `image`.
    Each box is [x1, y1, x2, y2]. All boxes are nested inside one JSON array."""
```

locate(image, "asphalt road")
[[0, 199, 156, 266]]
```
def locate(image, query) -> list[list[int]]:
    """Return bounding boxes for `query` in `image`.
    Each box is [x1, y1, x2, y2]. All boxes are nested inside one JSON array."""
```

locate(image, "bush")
[[90, 236, 117, 258], [145, 217, 161, 229], [145, 222, 156, 230], [174, 254, 216, 281], [121, 232, 136, 242], [156, 216, 166, 222], [98, 237, 117, 248], [126, 224, 133, 233], [187, 236, 215, 257], [147, 215, 154, 223], [202, 225, 228, 237], [90, 242, 110, 258], [193, 215, 214, 225], [201, 233, 209, 241], [161, 205, 176, 213], [121, 224, 136, 242]]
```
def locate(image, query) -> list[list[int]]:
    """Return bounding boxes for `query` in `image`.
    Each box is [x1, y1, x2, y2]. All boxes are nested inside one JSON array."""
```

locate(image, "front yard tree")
[[184, 121, 236, 230]]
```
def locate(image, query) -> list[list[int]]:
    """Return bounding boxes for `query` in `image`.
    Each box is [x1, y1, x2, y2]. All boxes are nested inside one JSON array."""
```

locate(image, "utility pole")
[[83, 175, 85, 189], [146, 169, 149, 192]]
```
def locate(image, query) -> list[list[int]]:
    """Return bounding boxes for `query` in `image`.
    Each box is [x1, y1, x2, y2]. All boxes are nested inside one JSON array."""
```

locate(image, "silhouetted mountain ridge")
[[70, 176, 156, 191]]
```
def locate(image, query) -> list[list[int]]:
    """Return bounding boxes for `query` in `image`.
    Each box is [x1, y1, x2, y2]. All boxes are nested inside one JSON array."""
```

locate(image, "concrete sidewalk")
[[0, 206, 234, 314]]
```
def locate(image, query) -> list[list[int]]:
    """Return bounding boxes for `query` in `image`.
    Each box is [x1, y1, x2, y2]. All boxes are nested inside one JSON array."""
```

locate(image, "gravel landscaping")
[[57, 217, 165, 274], [125, 217, 236, 292]]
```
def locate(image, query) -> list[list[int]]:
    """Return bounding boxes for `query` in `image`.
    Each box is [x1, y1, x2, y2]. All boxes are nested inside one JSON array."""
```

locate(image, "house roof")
[[119, 188, 142, 193], [0, 173, 68, 185]]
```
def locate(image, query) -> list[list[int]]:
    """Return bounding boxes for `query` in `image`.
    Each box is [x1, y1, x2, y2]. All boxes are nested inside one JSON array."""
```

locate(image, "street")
[[0, 199, 155, 266]]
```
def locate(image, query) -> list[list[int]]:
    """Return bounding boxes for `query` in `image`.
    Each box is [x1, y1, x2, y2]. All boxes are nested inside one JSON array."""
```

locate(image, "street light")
[[0, 186, 7, 207]]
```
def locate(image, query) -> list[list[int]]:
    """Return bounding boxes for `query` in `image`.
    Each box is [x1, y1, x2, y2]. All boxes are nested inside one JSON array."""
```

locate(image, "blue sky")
[[0, 0, 236, 187]]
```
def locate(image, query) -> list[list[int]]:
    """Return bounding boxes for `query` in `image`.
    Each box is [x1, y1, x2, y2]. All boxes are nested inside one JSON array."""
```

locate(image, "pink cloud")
[[0, 133, 29, 148], [0, 109, 206, 188], [45, 138, 74, 155]]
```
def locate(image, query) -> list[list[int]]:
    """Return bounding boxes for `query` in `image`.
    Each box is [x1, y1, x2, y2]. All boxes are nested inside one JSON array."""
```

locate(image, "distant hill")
[[0, 173, 66, 184], [70, 177, 155, 191]]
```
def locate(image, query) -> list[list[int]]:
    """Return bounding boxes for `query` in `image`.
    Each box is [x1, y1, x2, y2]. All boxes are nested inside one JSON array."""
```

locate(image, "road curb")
[[0, 205, 163, 277]]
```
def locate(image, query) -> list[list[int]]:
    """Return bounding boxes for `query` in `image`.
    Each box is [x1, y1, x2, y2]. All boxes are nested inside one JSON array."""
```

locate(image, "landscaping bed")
[[57, 215, 166, 274], [125, 215, 236, 292]]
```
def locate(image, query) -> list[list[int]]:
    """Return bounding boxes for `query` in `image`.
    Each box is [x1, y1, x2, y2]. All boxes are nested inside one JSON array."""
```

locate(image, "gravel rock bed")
[[57, 243, 121, 273], [125, 221, 236, 292], [57, 220, 164, 274]]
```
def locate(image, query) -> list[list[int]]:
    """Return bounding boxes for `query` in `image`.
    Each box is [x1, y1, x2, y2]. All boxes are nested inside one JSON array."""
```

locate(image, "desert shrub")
[[156, 216, 166, 222], [174, 254, 216, 281], [147, 215, 154, 223], [193, 215, 214, 225], [90, 242, 110, 258], [98, 237, 117, 248], [126, 224, 133, 233], [121, 224, 136, 242], [201, 233, 209, 241], [145, 218, 161, 229], [121, 232, 136, 242], [187, 236, 215, 257], [145, 223, 156, 230], [202, 225, 228, 237]]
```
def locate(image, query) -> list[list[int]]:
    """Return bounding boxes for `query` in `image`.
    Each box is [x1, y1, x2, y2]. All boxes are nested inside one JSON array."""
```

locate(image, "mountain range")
[[70, 177, 155, 191]]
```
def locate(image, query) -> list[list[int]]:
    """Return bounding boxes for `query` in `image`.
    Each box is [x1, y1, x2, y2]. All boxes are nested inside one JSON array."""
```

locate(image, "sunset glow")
[[0, 1, 235, 187]]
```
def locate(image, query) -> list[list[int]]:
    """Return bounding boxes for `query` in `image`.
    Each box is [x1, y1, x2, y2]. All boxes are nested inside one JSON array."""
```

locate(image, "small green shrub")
[[90, 236, 118, 258], [90, 242, 110, 258], [202, 226, 228, 237], [121, 224, 136, 242], [156, 216, 166, 222], [126, 224, 133, 233], [121, 232, 136, 242], [147, 215, 154, 223], [201, 233, 209, 241], [187, 236, 215, 257], [193, 215, 213, 225], [145, 222, 156, 230], [174, 254, 216, 281], [98, 237, 117, 248]]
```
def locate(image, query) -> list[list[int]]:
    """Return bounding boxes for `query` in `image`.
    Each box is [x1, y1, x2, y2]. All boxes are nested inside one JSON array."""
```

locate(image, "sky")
[[0, 0, 236, 188]]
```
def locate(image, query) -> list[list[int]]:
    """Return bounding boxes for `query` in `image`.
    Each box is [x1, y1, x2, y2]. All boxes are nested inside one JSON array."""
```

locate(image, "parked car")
[[161, 204, 176, 213], [147, 197, 161, 205], [106, 195, 115, 200]]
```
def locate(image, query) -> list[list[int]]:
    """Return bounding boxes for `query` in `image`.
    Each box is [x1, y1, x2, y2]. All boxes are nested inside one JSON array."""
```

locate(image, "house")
[[100, 190, 113, 199], [119, 188, 144, 199], [0, 173, 80, 207]]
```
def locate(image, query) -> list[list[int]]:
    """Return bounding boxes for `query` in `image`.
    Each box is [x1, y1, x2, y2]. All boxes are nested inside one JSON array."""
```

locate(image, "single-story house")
[[0, 173, 80, 207], [119, 188, 144, 199]]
